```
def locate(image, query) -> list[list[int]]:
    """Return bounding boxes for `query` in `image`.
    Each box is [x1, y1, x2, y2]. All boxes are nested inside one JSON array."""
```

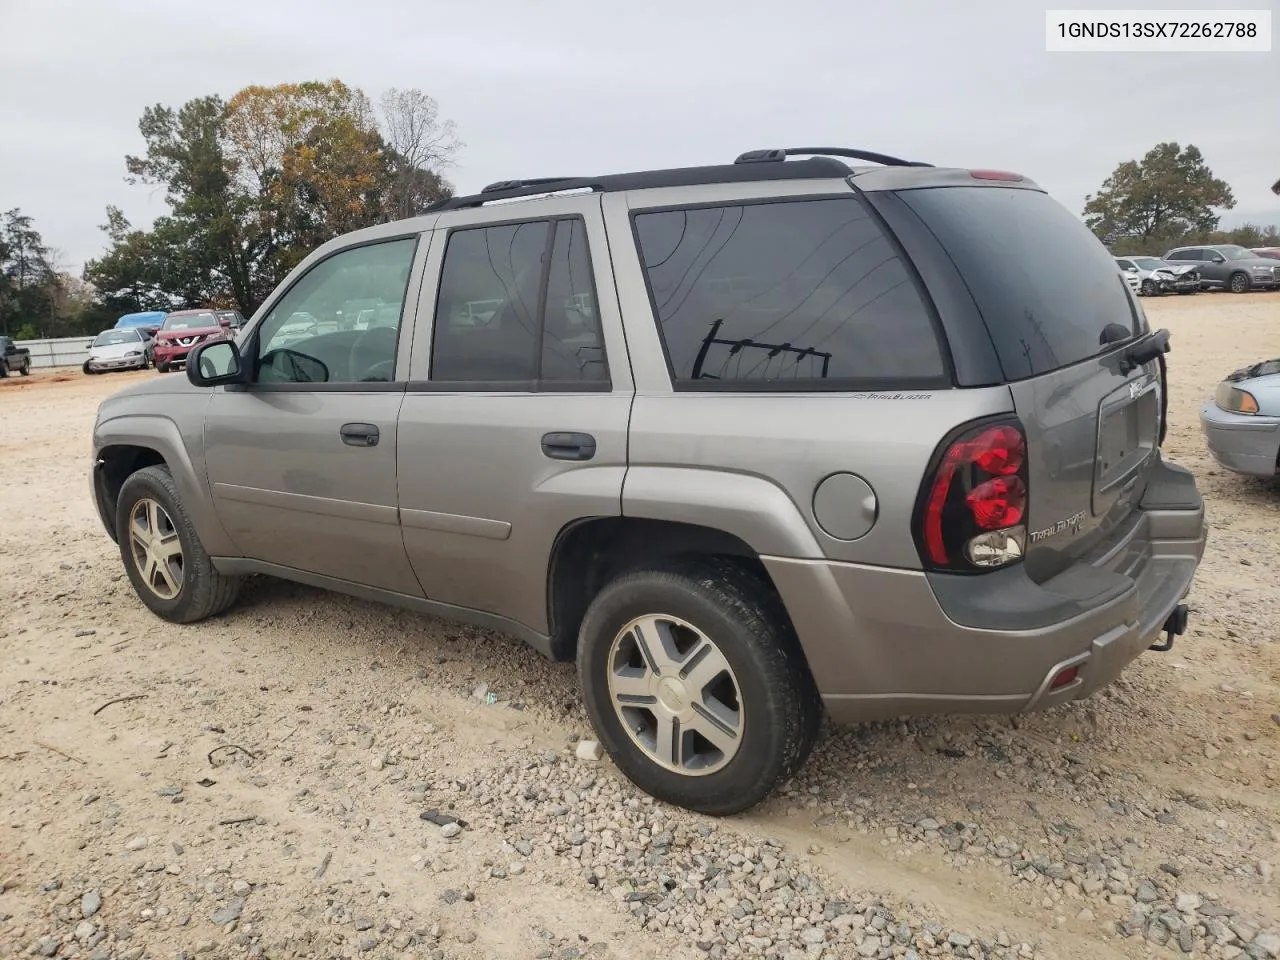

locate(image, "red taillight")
[[918, 420, 1030, 571], [1050, 666, 1079, 690], [966, 476, 1026, 529], [969, 169, 1024, 182]]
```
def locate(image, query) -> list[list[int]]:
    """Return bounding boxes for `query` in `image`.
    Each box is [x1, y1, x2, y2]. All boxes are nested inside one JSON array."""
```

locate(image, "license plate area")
[[1093, 377, 1158, 515]]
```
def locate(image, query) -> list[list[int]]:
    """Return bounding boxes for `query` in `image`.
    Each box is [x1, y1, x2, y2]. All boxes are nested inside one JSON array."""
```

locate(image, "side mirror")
[[187, 340, 245, 387]]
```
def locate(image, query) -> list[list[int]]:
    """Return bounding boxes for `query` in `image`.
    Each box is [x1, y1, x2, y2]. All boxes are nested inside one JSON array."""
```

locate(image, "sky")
[[2, 0, 1277, 275]]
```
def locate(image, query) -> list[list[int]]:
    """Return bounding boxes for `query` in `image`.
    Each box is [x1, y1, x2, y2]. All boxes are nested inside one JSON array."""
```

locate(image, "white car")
[[1115, 256, 1200, 296], [83, 328, 151, 374], [1116, 260, 1142, 295]]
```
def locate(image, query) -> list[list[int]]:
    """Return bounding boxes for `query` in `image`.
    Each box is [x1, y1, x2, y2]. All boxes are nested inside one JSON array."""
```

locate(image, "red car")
[[152, 309, 232, 372], [1251, 247, 1280, 261]]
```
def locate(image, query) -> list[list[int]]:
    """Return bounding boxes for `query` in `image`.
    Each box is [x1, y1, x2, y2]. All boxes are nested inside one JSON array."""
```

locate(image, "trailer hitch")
[[1150, 603, 1189, 652]]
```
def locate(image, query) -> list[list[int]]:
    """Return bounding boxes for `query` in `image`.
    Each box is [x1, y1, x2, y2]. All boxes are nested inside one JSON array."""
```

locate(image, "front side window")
[[632, 197, 946, 389], [254, 237, 418, 384], [430, 217, 608, 386]]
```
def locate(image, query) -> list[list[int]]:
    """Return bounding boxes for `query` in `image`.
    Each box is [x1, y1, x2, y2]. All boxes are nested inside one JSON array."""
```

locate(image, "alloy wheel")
[[606, 614, 745, 776], [128, 498, 184, 600]]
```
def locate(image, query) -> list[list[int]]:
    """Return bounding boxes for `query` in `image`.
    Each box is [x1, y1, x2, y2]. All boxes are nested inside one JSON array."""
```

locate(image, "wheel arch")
[[92, 416, 235, 555], [546, 515, 799, 663]]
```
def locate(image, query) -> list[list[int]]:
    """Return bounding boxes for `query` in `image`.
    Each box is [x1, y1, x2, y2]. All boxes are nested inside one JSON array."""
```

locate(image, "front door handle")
[[541, 431, 596, 461], [340, 422, 380, 447]]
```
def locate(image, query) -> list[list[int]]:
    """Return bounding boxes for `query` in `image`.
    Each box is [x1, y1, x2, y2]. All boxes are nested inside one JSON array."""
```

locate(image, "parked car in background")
[[151, 309, 232, 372], [0, 336, 31, 377], [89, 146, 1206, 815], [1164, 245, 1280, 293], [1200, 358, 1280, 478], [1250, 247, 1280, 261], [1115, 256, 1200, 296], [1116, 260, 1142, 295], [84, 328, 152, 375], [216, 309, 246, 330]]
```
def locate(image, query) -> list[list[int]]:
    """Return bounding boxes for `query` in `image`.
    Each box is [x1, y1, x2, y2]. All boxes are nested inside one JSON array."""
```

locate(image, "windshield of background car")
[[1221, 246, 1255, 261], [93, 329, 140, 346], [896, 185, 1140, 380], [163, 312, 218, 330], [1132, 257, 1166, 270]]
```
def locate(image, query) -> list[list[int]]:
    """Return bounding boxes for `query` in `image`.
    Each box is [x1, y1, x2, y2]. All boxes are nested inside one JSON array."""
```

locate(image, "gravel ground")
[[1, 292, 1277, 960]]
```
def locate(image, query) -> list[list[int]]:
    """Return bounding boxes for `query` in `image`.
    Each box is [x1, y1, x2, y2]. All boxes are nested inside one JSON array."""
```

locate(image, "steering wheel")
[[361, 359, 395, 382]]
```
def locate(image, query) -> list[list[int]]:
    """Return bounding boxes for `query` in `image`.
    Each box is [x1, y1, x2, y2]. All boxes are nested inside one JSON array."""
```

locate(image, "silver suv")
[[90, 147, 1207, 815]]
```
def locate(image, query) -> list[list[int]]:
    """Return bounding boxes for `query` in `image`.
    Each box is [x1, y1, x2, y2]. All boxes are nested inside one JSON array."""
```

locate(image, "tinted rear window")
[[632, 197, 947, 389], [899, 186, 1138, 380]]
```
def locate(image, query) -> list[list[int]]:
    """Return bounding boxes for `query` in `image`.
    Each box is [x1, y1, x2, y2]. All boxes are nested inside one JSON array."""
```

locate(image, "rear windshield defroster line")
[[897, 186, 1141, 382]]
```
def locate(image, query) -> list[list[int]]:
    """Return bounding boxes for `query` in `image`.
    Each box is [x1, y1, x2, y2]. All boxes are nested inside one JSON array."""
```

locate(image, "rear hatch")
[[891, 182, 1161, 582]]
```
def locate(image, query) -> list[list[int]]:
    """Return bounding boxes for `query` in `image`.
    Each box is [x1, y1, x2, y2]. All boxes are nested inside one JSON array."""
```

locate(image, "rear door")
[[889, 183, 1162, 582], [396, 197, 633, 641]]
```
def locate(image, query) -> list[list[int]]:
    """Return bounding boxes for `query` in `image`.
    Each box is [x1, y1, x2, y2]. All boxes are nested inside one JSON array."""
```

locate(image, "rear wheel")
[[577, 558, 821, 816], [115, 464, 241, 623], [1229, 271, 1251, 294], [18, 359, 30, 375], [0, 361, 7, 378]]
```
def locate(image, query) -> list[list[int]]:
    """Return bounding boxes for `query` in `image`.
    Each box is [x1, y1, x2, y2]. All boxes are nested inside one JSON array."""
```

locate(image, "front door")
[[204, 233, 428, 596], [396, 198, 633, 639]]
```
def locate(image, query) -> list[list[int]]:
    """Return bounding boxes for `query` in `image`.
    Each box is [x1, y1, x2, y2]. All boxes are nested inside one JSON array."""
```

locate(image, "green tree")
[[1084, 143, 1235, 249], [0, 208, 55, 336], [87, 79, 457, 317]]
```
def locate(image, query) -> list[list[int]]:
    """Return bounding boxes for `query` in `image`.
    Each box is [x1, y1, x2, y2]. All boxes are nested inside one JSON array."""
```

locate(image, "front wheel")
[[1229, 272, 1251, 294], [577, 559, 821, 816], [1141, 279, 1158, 297], [83, 361, 96, 375], [155, 359, 169, 373], [115, 464, 241, 623]]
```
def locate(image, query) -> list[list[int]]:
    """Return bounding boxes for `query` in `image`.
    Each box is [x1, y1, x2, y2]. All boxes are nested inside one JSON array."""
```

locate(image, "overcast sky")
[[2, 0, 1277, 273]]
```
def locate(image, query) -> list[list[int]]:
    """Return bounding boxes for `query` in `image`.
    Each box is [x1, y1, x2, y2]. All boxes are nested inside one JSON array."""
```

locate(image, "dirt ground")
[[1, 292, 1277, 960]]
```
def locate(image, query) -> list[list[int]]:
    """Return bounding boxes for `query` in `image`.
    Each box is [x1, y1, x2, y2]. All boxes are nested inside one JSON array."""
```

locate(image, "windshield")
[[1131, 257, 1168, 270], [93, 329, 141, 346], [897, 185, 1139, 380], [1221, 246, 1255, 261], [163, 312, 218, 330]]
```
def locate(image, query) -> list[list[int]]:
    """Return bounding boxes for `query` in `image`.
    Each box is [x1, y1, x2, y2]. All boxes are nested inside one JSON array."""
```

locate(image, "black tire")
[[115, 464, 241, 624], [577, 557, 821, 816], [0, 362, 7, 378], [83, 360, 96, 375], [1140, 279, 1158, 297], [1229, 271, 1250, 294], [155, 360, 169, 373], [18, 359, 30, 375]]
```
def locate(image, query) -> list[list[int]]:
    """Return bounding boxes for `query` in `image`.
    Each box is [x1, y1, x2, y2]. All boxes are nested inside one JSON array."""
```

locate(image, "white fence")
[[16, 337, 95, 369]]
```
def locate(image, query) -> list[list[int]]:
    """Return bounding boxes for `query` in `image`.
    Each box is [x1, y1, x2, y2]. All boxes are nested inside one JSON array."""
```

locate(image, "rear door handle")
[[340, 422, 380, 447], [541, 431, 596, 461]]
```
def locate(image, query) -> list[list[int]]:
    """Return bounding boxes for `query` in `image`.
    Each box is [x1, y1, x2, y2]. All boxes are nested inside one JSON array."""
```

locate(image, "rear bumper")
[[765, 459, 1207, 724], [1199, 401, 1280, 478]]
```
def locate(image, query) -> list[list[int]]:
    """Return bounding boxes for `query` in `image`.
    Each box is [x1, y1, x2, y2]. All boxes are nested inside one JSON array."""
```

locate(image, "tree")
[[88, 79, 459, 317], [0, 209, 55, 336], [379, 87, 458, 219], [1084, 143, 1235, 248]]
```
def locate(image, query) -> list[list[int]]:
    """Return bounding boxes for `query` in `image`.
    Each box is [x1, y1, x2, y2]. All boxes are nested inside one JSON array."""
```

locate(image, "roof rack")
[[735, 147, 933, 168], [422, 148, 923, 213]]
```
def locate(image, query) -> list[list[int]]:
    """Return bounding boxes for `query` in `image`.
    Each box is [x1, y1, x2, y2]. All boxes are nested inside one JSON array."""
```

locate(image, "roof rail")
[[480, 176, 581, 194], [425, 178, 606, 212], [735, 147, 933, 168]]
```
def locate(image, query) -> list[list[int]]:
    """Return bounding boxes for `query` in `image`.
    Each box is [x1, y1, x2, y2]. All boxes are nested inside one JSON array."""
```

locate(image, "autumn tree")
[[87, 79, 458, 317], [1084, 143, 1235, 249]]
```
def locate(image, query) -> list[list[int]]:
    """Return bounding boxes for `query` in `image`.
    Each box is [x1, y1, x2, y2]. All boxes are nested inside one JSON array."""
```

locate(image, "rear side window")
[[632, 197, 947, 390], [899, 186, 1139, 381]]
